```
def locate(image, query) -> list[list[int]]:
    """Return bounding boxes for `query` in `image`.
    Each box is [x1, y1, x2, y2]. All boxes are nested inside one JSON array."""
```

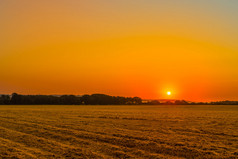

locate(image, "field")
[[0, 105, 237, 159]]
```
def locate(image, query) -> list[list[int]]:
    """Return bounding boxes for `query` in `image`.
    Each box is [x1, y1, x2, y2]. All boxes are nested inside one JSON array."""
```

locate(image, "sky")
[[0, 0, 238, 101]]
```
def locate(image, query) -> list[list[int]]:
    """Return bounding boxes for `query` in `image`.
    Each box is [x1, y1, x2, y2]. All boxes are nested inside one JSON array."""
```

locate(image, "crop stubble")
[[0, 105, 237, 158]]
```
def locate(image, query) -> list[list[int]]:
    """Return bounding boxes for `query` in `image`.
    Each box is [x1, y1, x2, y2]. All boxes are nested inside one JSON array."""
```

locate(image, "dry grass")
[[0, 105, 237, 159]]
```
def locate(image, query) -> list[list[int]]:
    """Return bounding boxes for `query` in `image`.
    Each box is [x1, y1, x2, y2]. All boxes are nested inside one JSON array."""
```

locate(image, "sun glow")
[[0, 1, 238, 102], [167, 91, 171, 96]]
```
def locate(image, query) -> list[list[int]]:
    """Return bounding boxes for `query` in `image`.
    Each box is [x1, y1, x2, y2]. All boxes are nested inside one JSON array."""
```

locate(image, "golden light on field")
[[0, 105, 237, 158]]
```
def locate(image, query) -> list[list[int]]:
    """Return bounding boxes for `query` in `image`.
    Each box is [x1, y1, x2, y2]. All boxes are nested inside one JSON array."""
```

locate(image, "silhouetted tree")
[[0, 95, 10, 105], [59, 95, 81, 105], [175, 100, 188, 105], [11, 93, 23, 104], [81, 95, 91, 105], [147, 100, 160, 105], [1, 92, 236, 105]]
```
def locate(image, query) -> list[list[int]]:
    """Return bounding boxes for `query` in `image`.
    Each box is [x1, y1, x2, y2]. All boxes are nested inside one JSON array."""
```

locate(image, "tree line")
[[0, 93, 142, 105], [0, 93, 237, 105]]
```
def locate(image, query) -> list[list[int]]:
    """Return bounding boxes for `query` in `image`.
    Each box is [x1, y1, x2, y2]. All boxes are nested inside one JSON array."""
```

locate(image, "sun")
[[167, 91, 171, 96]]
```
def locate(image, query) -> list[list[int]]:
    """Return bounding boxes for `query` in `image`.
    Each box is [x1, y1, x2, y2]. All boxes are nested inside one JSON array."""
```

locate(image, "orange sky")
[[0, 1, 238, 101]]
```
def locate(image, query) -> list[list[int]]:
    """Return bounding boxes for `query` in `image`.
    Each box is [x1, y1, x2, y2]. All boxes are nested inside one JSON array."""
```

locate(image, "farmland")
[[0, 105, 237, 158]]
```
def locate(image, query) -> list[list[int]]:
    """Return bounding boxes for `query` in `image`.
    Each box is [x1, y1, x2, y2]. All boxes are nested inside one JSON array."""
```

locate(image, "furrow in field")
[[1, 115, 230, 153], [0, 115, 182, 145], [0, 119, 147, 158], [0, 143, 35, 159], [0, 118, 219, 159], [0, 137, 59, 159], [0, 124, 180, 159], [0, 125, 103, 158], [0, 116, 151, 141], [0, 119, 146, 158], [0, 114, 178, 142], [0, 117, 170, 144], [0, 115, 160, 148]]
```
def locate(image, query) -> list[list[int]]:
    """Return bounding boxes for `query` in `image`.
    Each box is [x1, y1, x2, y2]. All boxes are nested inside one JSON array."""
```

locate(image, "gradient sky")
[[0, 0, 238, 101]]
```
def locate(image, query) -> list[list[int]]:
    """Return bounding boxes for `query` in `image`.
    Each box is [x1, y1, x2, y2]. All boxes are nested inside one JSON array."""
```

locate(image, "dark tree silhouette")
[[174, 100, 189, 105], [11, 93, 23, 104], [0, 93, 237, 105], [0, 95, 10, 105]]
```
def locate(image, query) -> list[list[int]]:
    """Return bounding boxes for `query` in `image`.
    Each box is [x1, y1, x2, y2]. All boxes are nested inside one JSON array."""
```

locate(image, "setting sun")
[[167, 91, 171, 96], [0, 1, 238, 102]]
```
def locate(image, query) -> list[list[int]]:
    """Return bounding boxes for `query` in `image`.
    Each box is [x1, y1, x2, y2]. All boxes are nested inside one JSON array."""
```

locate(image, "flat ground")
[[0, 105, 237, 159]]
